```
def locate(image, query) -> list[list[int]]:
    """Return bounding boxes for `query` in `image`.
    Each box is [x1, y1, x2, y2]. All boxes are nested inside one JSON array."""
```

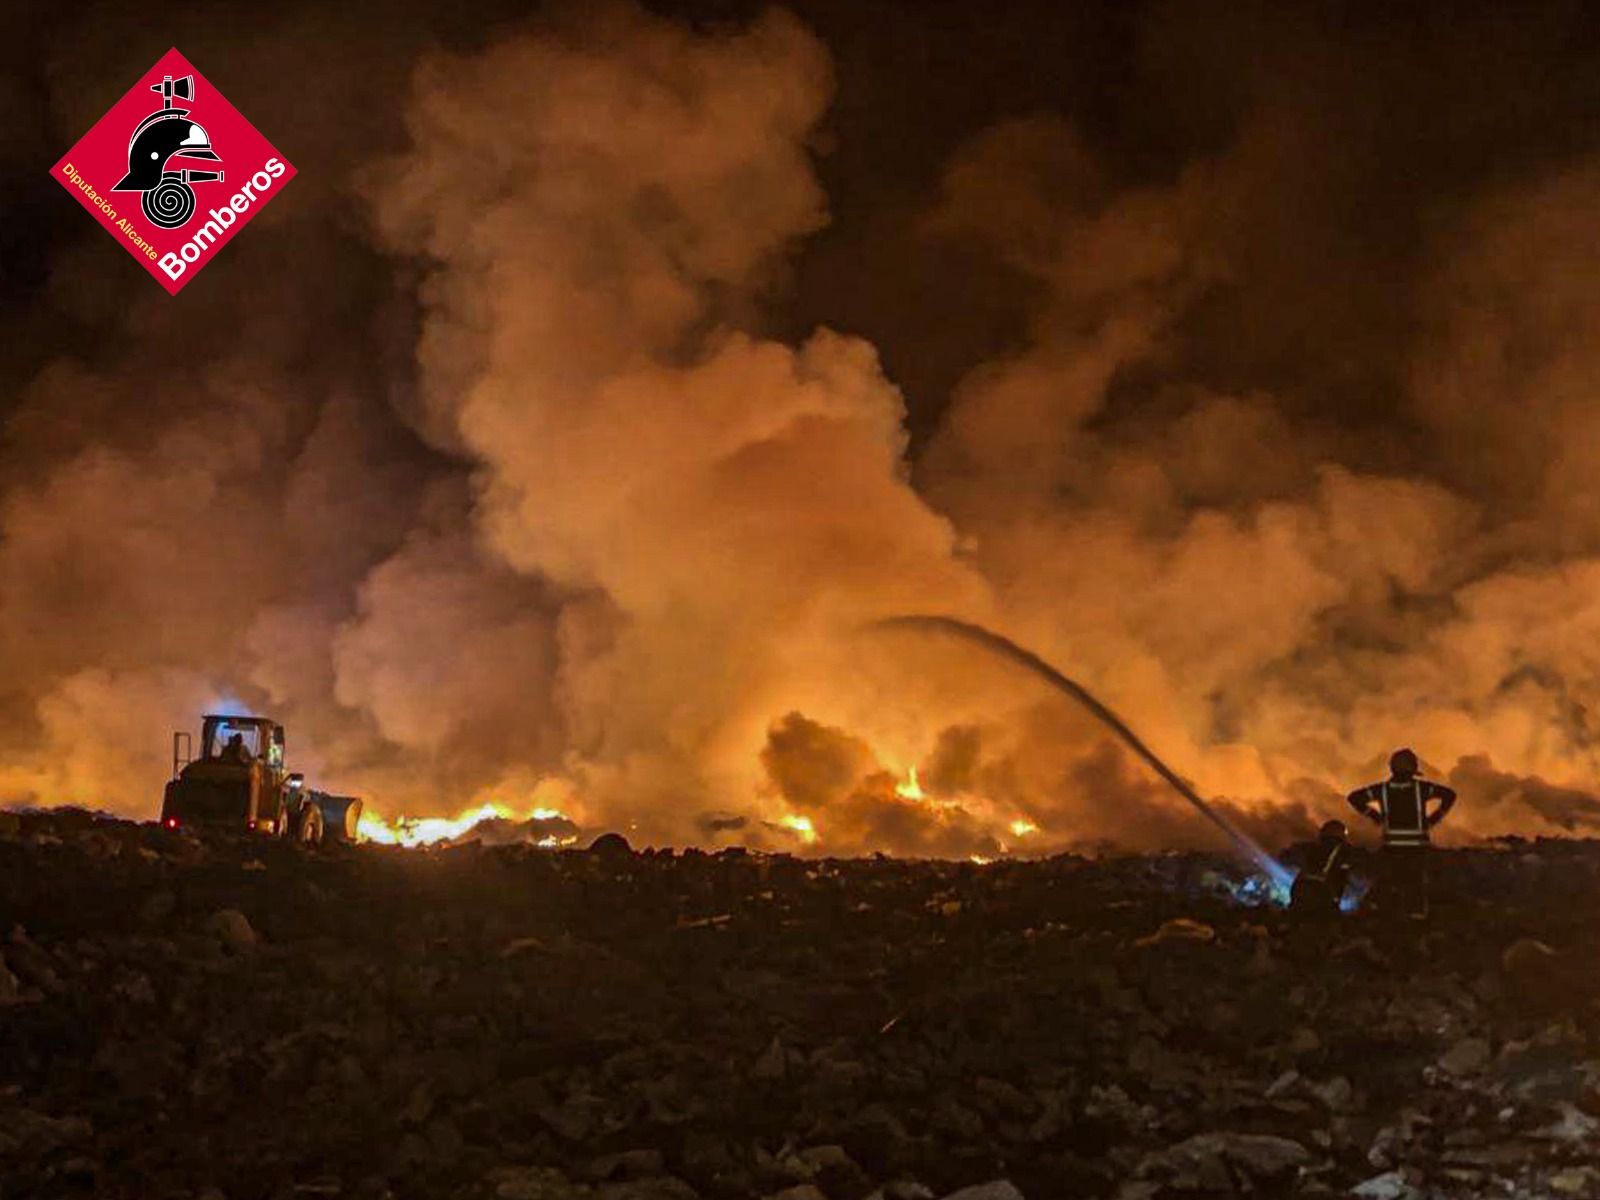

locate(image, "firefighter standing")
[[1346, 748, 1455, 918]]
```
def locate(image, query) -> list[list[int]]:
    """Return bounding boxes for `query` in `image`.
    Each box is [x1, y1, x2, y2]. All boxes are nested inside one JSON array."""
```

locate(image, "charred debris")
[[2, 812, 1600, 1199]]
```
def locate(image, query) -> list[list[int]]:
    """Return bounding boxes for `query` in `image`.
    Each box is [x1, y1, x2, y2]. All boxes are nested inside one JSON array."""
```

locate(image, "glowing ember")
[[357, 802, 571, 848], [779, 813, 818, 843], [895, 767, 925, 802]]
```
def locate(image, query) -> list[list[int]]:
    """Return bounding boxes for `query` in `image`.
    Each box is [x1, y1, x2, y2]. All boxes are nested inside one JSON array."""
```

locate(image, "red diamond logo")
[[51, 48, 296, 295]]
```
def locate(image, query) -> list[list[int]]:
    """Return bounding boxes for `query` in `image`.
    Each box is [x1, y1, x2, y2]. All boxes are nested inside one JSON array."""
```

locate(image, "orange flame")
[[779, 813, 818, 843], [895, 766, 925, 801], [357, 802, 573, 848]]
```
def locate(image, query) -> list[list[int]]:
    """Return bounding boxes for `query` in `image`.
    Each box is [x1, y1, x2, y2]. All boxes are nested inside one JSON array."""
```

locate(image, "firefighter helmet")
[[1389, 747, 1420, 778], [113, 111, 221, 192], [1319, 818, 1349, 841]]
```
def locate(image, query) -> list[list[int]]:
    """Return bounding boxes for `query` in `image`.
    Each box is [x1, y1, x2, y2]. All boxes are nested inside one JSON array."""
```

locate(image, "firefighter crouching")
[[1346, 748, 1456, 919], [1289, 819, 1357, 918]]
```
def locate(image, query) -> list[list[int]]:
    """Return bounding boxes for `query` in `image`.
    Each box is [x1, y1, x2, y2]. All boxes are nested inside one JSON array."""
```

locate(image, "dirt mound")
[[2, 813, 1599, 1199]]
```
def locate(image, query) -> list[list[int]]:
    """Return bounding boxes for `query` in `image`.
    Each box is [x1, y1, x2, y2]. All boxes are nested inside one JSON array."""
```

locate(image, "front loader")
[[159, 714, 361, 844]]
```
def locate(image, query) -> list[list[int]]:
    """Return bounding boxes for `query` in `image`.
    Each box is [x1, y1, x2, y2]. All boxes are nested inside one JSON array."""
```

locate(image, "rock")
[[426, 1115, 464, 1164], [139, 890, 177, 924], [1309, 1075, 1356, 1112], [1142, 1132, 1309, 1187], [1551, 1166, 1600, 1195], [599, 1178, 699, 1200], [1493, 1032, 1596, 1104], [1366, 1109, 1431, 1170], [112, 969, 157, 1006], [588, 1149, 667, 1181], [930, 1095, 986, 1140], [1536, 1102, 1600, 1143], [765, 1187, 828, 1200], [0, 952, 23, 1005], [797, 1145, 854, 1174], [5, 929, 63, 993], [1217, 1134, 1310, 1179], [1350, 1171, 1417, 1199], [589, 832, 633, 857], [540, 1096, 603, 1142], [1265, 1069, 1300, 1099], [974, 1076, 1037, 1119], [1134, 918, 1216, 948], [400, 1080, 436, 1126], [751, 1037, 787, 1081], [1331, 937, 1389, 969], [835, 1102, 912, 1171], [0, 1107, 93, 1154], [205, 908, 256, 948], [501, 935, 551, 959], [1501, 938, 1558, 974], [938, 1183, 1025, 1200], [680, 1130, 737, 1174], [1138, 1138, 1232, 1192], [1437, 1037, 1490, 1076], [491, 1167, 590, 1200], [1287, 1026, 1322, 1057]]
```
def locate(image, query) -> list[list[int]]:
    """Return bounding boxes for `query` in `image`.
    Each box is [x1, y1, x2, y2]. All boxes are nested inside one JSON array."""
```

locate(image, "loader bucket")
[[311, 792, 363, 842]]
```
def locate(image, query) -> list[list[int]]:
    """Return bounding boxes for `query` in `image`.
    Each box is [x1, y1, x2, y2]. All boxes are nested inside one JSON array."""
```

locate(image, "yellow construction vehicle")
[[159, 714, 361, 844]]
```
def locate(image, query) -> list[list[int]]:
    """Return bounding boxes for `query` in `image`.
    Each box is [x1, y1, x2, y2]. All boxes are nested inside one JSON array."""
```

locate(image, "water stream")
[[872, 614, 1294, 893]]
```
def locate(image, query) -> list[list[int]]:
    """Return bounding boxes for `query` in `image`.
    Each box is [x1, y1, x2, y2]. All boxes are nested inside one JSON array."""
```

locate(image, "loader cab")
[[161, 711, 351, 845], [199, 715, 285, 775], [162, 713, 295, 835]]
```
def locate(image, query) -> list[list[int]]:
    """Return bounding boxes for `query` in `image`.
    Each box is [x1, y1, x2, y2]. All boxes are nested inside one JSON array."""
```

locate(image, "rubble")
[[3, 813, 1600, 1199]]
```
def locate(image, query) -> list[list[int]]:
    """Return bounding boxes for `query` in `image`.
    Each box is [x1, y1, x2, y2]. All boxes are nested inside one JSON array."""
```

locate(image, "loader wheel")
[[295, 805, 324, 846]]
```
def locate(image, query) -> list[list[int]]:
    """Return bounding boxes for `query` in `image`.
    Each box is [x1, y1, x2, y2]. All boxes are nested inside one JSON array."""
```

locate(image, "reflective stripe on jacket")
[[1376, 780, 1429, 846]]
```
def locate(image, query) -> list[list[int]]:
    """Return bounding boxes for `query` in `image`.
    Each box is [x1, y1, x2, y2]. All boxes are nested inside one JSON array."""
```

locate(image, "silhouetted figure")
[[1289, 819, 1357, 918], [1347, 748, 1455, 919], [220, 732, 253, 765]]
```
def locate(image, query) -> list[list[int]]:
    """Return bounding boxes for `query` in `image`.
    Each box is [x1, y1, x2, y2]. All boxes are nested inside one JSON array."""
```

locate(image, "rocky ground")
[[2, 811, 1600, 1200]]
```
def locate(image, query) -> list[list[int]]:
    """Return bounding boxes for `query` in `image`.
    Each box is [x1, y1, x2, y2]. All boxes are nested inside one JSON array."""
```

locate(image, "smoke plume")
[[7, 0, 1600, 856]]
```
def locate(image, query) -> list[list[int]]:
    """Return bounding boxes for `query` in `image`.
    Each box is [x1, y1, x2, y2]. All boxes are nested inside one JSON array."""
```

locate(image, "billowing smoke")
[[6, 0, 1600, 856], [357, 3, 986, 839]]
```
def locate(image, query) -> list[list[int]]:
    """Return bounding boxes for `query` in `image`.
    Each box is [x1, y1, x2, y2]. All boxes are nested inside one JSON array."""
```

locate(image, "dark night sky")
[[9, 0, 1597, 442]]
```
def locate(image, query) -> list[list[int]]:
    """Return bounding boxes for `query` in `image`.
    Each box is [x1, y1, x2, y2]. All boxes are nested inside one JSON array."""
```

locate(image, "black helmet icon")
[[111, 74, 225, 229]]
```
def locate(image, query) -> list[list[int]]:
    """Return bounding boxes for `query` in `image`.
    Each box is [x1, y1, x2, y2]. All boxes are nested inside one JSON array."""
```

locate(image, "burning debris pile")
[[4, 812, 1600, 1200], [355, 803, 581, 850]]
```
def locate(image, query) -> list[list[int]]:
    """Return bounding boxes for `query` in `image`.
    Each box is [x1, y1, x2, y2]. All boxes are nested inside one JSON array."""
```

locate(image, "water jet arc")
[[871, 614, 1291, 887]]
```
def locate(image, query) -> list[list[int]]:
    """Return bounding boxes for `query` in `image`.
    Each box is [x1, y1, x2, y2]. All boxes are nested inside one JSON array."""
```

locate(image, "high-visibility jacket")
[[1349, 778, 1454, 846], [1303, 837, 1354, 888], [1289, 836, 1355, 914]]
